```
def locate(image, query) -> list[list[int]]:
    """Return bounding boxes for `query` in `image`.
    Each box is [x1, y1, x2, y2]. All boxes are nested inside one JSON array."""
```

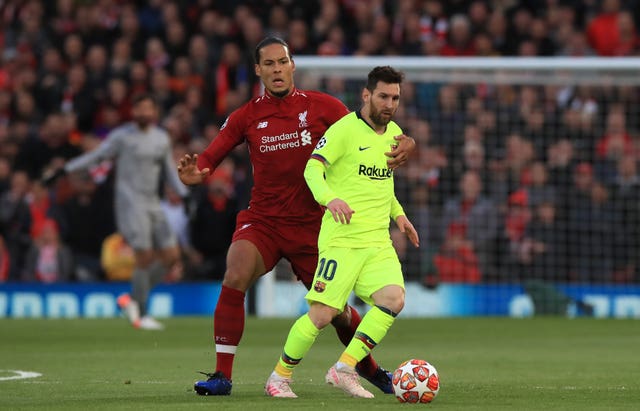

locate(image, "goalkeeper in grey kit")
[[52, 93, 188, 330]]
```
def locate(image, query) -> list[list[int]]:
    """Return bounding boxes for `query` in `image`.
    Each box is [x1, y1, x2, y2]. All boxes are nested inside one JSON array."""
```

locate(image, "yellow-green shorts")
[[305, 245, 404, 311]]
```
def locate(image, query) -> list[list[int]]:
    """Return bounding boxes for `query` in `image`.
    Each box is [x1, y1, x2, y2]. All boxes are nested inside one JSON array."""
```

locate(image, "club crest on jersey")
[[314, 280, 326, 293], [298, 110, 309, 128]]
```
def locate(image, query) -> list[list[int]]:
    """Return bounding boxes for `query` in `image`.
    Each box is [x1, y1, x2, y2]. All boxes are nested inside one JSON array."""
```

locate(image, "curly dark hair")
[[365, 66, 404, 91]]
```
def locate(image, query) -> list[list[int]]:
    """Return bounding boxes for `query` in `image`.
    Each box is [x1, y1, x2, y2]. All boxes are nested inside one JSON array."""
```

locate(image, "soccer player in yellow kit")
[[265, 66, 419, 399]]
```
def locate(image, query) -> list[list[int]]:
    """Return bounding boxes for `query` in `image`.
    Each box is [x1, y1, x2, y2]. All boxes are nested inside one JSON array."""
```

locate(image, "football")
[[391, 359, 440, 403]]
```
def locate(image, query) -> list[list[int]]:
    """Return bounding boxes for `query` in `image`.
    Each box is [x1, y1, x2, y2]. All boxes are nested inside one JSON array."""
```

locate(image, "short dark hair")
[[132, 92, 157, 107], [254, 36, 291, 64], [365, 66, 404, 92]]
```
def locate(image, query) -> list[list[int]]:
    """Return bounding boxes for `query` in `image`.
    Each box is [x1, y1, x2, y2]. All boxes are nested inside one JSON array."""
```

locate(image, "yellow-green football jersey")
[[306, 111, 405, 248]]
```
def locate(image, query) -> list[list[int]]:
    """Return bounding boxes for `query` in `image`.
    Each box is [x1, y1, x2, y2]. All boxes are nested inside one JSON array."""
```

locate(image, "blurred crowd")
[[1, 0, 640, 285]]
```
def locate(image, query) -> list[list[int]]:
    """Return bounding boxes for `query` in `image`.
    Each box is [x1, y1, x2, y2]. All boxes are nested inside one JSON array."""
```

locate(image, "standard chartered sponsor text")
[[260, 130, 300, 152]]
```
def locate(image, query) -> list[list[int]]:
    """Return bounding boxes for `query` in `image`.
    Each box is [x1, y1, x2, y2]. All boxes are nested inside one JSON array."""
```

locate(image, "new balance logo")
[[240, 224, 252, 230], [359, 146, 370, 151], [257, 121, 268, 129]]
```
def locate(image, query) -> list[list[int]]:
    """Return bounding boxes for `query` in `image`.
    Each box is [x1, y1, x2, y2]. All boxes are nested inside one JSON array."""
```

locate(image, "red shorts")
[[232, 209, 321, 288]]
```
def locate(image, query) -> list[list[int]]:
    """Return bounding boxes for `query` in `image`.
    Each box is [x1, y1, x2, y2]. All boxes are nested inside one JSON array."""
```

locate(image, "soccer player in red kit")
[[178, 37, 415, 396]]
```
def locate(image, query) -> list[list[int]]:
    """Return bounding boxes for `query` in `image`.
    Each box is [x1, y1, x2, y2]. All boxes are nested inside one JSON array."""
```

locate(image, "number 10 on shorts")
[[316, 258, 337, 280]]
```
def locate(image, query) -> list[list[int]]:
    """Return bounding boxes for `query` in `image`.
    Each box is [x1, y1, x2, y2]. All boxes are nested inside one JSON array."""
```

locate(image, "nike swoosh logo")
[[359, 146, 370, 151]]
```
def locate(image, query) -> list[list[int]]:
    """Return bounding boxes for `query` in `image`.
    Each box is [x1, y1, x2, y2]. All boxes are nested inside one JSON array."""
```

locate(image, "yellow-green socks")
[[339, 305, 395, 366], [274, 314, 321, 378]]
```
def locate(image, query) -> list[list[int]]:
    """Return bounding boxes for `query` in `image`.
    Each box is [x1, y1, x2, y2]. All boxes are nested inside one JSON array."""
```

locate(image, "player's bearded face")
[[368, 83, 401, 127], [256, 44, 295, 98], [132, 100, 157, 128]]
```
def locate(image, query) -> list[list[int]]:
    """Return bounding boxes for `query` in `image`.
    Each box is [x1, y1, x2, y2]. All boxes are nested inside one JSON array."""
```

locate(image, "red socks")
[[213, 285, 246, 379]]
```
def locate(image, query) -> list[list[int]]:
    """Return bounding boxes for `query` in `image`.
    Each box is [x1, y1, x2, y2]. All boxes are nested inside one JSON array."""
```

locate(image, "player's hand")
[[177, 154, 210, 186], [41, 167, 66, 187], [326, 198, 355, 224], [386, 134, 415, 170], [396, 215, 419, 248]]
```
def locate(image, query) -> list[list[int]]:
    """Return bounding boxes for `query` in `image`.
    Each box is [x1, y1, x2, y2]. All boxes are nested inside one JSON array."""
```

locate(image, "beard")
[[134, 115, 153, 129], [369, 104, 394, 127]]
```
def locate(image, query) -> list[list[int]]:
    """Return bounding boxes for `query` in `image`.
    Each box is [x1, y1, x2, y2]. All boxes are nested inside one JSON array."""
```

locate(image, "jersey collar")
[[263, 88, 302, 103], [356, 109, 385, 133]]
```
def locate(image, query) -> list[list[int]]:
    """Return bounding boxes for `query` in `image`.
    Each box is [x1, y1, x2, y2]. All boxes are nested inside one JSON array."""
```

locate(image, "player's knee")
[[309, 302, 337, 329], [373, 286, 405, 314], [221, 268, 253, 291]]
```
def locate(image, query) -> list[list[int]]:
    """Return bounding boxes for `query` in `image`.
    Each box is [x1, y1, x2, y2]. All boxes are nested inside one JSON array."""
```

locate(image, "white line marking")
[[0, 370, 42, 381]]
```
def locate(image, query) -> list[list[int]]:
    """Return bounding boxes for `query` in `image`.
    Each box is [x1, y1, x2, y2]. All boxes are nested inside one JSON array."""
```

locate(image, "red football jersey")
[[198, 89, 349, 223]]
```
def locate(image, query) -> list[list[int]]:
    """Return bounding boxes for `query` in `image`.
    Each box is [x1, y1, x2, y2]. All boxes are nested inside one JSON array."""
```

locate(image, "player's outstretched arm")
[[386, 134, 416, 169], [177, 154, 210, 186], [395, 215, 419, 248]]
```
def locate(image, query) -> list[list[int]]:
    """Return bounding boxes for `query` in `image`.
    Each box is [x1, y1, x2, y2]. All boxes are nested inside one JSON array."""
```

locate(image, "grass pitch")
[[0, 317, 638, 410]]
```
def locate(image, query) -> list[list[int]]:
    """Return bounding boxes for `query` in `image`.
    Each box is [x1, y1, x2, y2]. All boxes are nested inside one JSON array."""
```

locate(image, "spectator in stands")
[[558, 30, 597, 56], [404, 184, 438, 283], [109, 38, 134, 80], [22, 218, 73, 283], [503, 6, 533, 55], [557, 107, 596, 163], [49, 169, 115, 282], [587, 0, 623, 56], [428, 85, 466, 156], [433, 221, 481, 283], [524, 199, 568, 281], [530, 17, 557, 56], [567, 166, 615, 283], [440, 14, 475, 56], [405, 143, 454, 211], [0, 170, 32, 280], [521, 105, 554, 160], [169, 56, 203, 100], [467, 0, 490, 34], [149, 68, 175, 114], [609, 155, 640, 283], [13, 112, 81, 180], [485, 8, 508, 55], [442, 170, 498, 278], [188, 165, 238, 281], [491, 133, 535, 205], [85, 44, 110, 103], [498, 189, 533, 279], [612, 11, 640, 56], [213, 42, 251, 118], [525, 161, 556, 210], [61, 64, 97, 133], [27, 179, 52, 240], [164, 20, 189, 65]]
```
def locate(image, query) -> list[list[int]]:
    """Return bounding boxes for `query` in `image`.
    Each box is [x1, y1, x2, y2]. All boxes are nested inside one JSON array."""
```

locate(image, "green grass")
[[0, 317, 638, 410]]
